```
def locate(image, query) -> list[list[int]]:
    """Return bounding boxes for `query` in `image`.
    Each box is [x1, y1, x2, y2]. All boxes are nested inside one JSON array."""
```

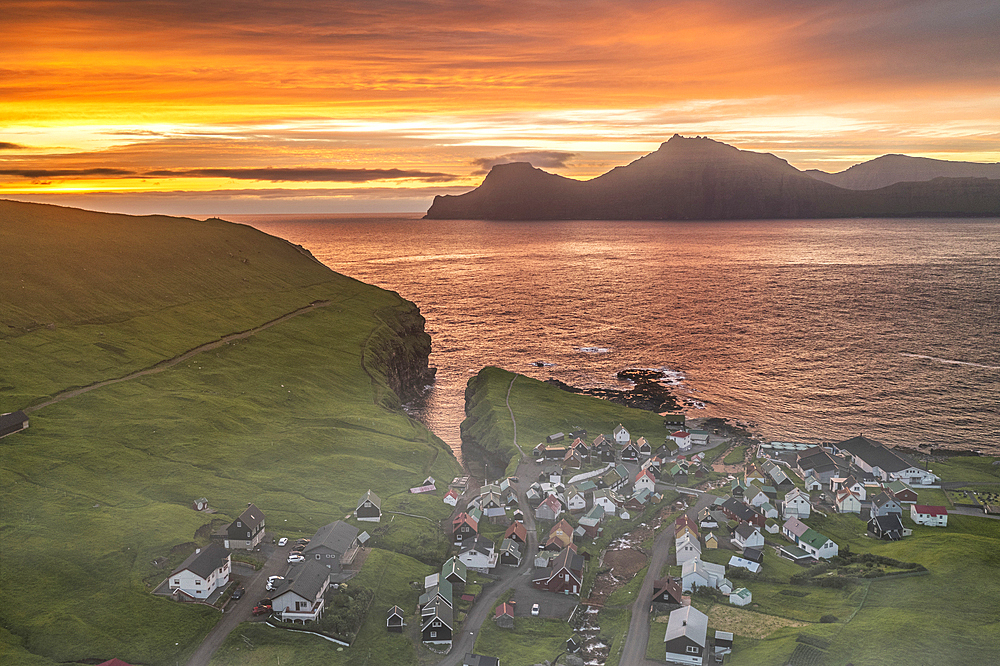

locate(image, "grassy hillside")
[[0, 201, 460, 665], [461, 366, 669, 465]]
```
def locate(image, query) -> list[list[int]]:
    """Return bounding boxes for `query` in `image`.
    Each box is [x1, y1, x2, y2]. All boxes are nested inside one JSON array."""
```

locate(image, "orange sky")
[[1, 0, 998, 214]]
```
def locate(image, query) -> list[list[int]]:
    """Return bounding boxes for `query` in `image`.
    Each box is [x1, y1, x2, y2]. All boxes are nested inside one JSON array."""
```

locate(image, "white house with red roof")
[[443, 489, 459, 506], [910, 504, 948, 527], [535, 494, 563, 522], [634, 469, 657, 494], [835, 488, 862, 514], [670, 431, 692, 451]]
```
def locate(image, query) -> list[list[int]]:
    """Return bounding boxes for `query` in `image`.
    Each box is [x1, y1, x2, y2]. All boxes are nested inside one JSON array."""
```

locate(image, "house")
[[421, 601, 453, 644], [613, 424, 630, 446], [494, 602, 515, 629], [871, 491, 903, 517], [637, 436, 652, 457], [223, 503, 266, 550], [564, 486, 587, 513], [458, 536, 497, 572], [535, 494, 563, 522], [479, 487, 507, 518], [624, 488, 652, 512], [782, 517, 809, 543], [441, 556, 468, 584], [721, 498, 765, 528], [303, 520, 361, 572], [803, 473, 823, 491], [759, 458, 794, 487], [453, 512, 480, 544], [498, 538, 522, 566], [168, 543, 231, 600], [689, 430, 711, 447], [832, 475, 867, 501], [0, 410, 28, 439], [504, 521, 527, 545], [561, 448, 584, 470], [728, 555, 761, 573], [634, 469, 657, 494], [675, 534, 702, 565], [192, 497, 209, 511], [741, 547, 764, 564], [729, 587, 753, 607], [885, 480, 919, 504], [578, 504, 604, 538], [663, 412, 686, 431], [765, 518, 781, 534], [796, 446, 849, 484], [463, 655, 500, 666], [570, 437, 591, 459], [419, 579, 453, 609], [681, 558, 728, 593], [271, 560, 331, 623], [355, 490, 382, 522], [703, 532, 719, 549], [797, 527, 839, 559], [911, 504, 949, 526], [604, 465, 632, 493], [675, 514, 699, 538], [732, 524, 764, 551], [596, 437, 616, 462], [651, 577, 684, 607], [834, 488, 862, 514], [730, 479, 748, 499], [533, 547, 584, 595], [544, 519, 575, 551], [744, 485, 769, 508], [386, 605, 406, 632], [443, 489, 460, 506], [714, 630, 734, 656], [782, 487, 812, 519], [745, 466, 766, 485], [868, 513, 906, 540], [621, 441, 640, 463], [663, 605, 708, 665], [670, 430, 692, 451], [592, 489, 621, 516], [547, 432, 566, 443], [830, 434, 940, 485]]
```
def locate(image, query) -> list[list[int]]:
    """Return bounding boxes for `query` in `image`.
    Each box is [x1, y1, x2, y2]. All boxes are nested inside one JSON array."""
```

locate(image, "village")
[[150, 410, 992, 666]]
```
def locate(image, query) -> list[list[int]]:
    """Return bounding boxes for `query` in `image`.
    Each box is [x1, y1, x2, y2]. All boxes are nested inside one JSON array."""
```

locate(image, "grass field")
[[0, 203, 460, 666], [462, 366, 670, 463]]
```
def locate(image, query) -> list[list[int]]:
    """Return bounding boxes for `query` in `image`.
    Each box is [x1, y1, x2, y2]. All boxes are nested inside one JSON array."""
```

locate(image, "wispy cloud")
[[0, 166, 457, 182], [471, 151, 575, 173], [0, 142, 26, 150]]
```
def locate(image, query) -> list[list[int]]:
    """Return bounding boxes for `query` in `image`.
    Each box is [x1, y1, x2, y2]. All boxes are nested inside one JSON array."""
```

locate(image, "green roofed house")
[[729, 587, 752, 607], [441, 556, 468, 584], [797, 527, 839, 559]]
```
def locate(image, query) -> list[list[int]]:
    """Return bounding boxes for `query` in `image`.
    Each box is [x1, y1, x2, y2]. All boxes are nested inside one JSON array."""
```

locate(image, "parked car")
[[531, 603, 540, 616], [277, 537, 288, 547], [287, 553, 305, 563], [252, 605, 271, 616], [291, 544, 306, 552], [231, 587, 244, 600], [258, 598, 272, 607], [296, 538, 310, 545]]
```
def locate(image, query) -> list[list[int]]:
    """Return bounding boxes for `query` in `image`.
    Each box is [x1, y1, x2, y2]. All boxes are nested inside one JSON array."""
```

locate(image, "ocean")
[[232, 214, 1000, 459]]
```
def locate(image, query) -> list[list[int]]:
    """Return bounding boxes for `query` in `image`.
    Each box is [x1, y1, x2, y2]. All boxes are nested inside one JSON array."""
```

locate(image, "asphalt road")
[[186, 540, 290, 666], [617, 488, 717, 666]]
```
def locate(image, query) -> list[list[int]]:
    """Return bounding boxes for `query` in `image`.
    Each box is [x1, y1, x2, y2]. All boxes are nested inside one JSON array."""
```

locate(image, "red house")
[[532, 547, 584, 595]]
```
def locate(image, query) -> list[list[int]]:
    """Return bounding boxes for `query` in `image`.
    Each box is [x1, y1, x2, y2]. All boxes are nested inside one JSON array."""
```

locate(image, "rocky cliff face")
[[807, 154, 1000, 190], [425, 135, 1000, 220], [363, 299, 436, 410]]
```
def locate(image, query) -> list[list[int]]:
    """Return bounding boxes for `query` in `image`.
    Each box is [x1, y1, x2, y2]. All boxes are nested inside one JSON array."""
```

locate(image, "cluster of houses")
[[395, 555, 469, 646]]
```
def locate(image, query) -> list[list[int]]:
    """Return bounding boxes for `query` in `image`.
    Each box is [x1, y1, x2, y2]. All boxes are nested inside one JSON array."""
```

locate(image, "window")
[[430, 631, 437, 638], [686, 646, 699, 654], [196, 580, 201, 585], [173, 579, 180, 585]]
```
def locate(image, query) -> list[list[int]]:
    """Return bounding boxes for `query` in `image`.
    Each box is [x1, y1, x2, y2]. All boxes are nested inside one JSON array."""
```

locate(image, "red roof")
[[913, 505, 948, 516], [495, 602, 514, 618], [97, 660, 135, 666], [672, 431, 690, 437]]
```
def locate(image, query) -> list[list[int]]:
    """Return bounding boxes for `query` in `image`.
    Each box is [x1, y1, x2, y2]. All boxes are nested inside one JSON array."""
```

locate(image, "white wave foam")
[[578, 347, 611, 353], [900, 353, 1000, 371]]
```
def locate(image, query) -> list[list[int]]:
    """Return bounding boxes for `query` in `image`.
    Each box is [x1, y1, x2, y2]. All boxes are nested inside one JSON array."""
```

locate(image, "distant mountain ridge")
[[425, 135, 1000, 220], [807, 154, 1000, 190]]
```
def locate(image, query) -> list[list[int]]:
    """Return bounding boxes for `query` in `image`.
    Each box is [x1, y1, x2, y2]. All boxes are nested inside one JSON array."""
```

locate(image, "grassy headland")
[[0, 201, 459, 665]]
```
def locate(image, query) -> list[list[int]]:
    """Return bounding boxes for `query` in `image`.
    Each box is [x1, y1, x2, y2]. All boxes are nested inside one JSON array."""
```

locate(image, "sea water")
[[232, 214, 1000, 459]]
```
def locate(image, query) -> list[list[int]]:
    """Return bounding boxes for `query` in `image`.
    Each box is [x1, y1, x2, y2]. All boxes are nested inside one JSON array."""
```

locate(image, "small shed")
[[0, 410, 29, 439], [355, 490, 382, 522], [386, 605, 405, 632], [192, 498, 209, 511], [493, 602, 514, 629]]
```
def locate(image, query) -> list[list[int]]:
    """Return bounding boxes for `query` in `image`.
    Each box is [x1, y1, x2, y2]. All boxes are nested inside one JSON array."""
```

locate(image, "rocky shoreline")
[[545, 368, 685, 414]]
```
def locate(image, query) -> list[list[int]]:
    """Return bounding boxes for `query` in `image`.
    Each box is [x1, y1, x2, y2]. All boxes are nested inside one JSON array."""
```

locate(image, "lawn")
[[0, 205, 461, 666], [473, 616, 573, 666]]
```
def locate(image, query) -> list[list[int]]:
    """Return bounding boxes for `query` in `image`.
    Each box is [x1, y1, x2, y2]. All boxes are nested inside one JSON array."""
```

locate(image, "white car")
[[265, 576, 284, 591], [287, 553, 305, 563], [277, 537, 288, 547], [531, 603, 540, 616]]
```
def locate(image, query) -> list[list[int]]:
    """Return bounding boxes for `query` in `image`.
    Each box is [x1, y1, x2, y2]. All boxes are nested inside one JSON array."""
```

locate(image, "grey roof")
[[357, 489, 381, 510], [272, 559, 330, 600], [171, 543, 229, 579], [305, 520, 359, 556], [461, 535, 494, 556], [664, 605, 708, 645], [421, 598, 453, 630], [463, 654, 500, 666], [833, 435, 918, 473], [231, 503, 265, 532]]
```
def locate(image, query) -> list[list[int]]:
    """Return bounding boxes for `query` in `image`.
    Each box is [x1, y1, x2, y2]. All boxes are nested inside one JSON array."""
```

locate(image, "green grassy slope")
[[0, 201, 460, 665], [461, 366, 669, 463]]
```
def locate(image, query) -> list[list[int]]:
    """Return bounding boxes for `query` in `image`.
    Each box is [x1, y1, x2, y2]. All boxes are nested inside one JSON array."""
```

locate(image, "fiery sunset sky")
[[2, 0, 998, 214]]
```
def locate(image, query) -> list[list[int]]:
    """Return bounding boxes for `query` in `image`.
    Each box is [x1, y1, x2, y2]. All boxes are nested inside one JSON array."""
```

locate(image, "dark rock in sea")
[[425, 134, 1000, 221], [545, 369, 683, 414]]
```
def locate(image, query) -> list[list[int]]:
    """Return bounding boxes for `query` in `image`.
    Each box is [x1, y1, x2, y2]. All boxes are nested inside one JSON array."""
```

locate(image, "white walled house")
[[729, 587, 753, 607], [613, 424, 630, 446], [675, 534, 702, 565], [168, 543, 231, 600], [911, 504, 948, 526], [663, 605, 708, 665], [834, 488, 862, 514], [271, 560, 331, 623], [670, 431, 693, 451], [782, 487, 812, 519]]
